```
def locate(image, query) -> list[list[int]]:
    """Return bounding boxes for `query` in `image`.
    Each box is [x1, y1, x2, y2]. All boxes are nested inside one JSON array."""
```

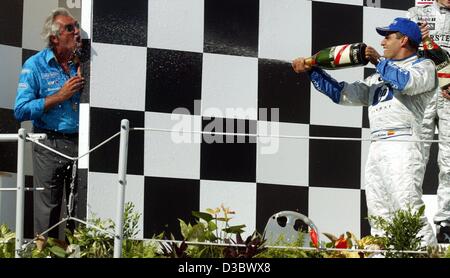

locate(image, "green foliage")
[[222, 232, 266, 258], [446, 246, 450, 258], [139, 239, 166, 258], [66, 202, 153, 258], [256, 232, 309, 258], [369, 205, 426, 258], [66, 216, 115, 258], [122, 202, 141, 239], [120, 203, 163, 258], [319, 231, 364, 258], [122, 238, 164, 258], [0, 224, 15, 258], [173, 206, 323, 258], [426, 245, 448, 258], [179, 218, 218, 242], [4, 201, 448, 258], [30, 237, 72, 258], [171, 204, 249, 258], [161, 240, 189, 258], [2, 202, 162, 258]]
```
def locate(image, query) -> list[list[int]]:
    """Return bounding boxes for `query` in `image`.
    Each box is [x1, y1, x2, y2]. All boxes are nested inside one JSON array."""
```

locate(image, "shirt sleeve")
[[308, 67, 370, 106], [376, 58, 437, 95], [14, 64, 45, 122]]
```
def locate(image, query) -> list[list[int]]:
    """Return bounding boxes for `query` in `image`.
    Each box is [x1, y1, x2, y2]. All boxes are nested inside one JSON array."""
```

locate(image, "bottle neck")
[[423, 36, 440, 50], [305, 56, 315, 67]]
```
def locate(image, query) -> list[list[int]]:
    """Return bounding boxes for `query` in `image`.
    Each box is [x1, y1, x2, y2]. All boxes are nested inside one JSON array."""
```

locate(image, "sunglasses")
[[64, 22, 80, 33]]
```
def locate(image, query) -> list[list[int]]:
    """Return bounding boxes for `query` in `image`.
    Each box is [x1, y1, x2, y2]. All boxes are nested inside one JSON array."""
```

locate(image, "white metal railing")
[[0, 121, 128, 258], [0, 120, 129, 258], [2, 119, 448, 258], [0, 130, 46, 258]]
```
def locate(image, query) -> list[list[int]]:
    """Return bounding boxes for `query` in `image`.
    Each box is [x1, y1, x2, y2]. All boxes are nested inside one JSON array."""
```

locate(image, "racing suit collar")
[[388, 53, 417, 62]]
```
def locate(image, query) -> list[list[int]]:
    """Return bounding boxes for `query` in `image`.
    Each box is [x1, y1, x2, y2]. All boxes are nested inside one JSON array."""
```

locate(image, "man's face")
[[437, 0, 450, 9], [380, 32, 403, 59], [53, 15, 80, 53]]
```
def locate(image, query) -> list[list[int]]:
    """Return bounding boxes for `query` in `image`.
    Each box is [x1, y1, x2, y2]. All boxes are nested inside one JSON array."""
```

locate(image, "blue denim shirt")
[[14, 48, 80, 133]]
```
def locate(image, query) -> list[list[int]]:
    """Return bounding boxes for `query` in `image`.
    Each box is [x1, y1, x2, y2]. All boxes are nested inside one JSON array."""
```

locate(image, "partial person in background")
[[14, 8, 83, 242], [407, 0, 450, 243], [292, 18, 438, 246]]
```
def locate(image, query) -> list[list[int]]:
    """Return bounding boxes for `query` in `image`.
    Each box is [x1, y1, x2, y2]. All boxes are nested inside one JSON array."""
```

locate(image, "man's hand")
[[419, 21, 430, 39], [365, 46, 381, 66], [58, 76, 84, 101], [44, 76, 84, 111], [441, 88, 450, 100], [292, 57, 311, 73]]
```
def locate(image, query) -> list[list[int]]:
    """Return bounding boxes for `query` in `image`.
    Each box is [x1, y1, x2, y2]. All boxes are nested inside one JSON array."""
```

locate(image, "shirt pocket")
[[44, 78, 63, 95]]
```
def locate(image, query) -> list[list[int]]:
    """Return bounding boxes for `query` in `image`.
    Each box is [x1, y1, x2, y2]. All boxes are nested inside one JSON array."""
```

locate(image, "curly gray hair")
[[41, 8, 75, 47]]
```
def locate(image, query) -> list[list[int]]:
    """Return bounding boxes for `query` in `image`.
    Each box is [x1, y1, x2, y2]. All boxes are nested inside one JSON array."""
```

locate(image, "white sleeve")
[[402, 59, 438, 96], [339, 80, 371, 106]]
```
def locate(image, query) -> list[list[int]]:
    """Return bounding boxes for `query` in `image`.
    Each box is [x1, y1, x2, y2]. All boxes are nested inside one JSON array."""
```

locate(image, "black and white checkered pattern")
[[0, 0, 440, 240]]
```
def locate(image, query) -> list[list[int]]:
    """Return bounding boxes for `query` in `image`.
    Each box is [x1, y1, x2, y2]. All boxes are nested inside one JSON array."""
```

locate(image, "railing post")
[[114, 119, 129, 258], [15, 128, 26, 258]]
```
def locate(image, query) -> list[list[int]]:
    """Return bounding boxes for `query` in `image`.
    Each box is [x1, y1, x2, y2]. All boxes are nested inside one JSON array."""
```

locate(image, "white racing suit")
[[308, 55, 438, 246], [407, 3, 450, 226]]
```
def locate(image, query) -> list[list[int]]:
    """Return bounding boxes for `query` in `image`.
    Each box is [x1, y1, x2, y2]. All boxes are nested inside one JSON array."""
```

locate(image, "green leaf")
[[192, 211, 213, 222], [179, 219, 190, 240], [190, 224, 207, 241], [208, 221, 217, 232], [418, 205, 425, 217], [49, 246, 68, 258], [205, 232, 219, 242], [216, 217, 231, 222], [205, 208, 220, 215], [222, 225, 246, 234], [0, 224, 9, 235]]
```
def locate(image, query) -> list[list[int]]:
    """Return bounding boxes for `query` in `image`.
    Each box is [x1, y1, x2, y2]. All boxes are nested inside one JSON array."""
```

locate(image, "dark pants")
[[32, 128, 78, 239]]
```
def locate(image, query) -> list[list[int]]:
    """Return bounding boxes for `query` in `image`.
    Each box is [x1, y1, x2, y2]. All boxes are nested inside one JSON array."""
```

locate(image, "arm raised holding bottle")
[[418, 21, 450, 98], [292, 45, 380, 73], [290, 17, 438, 247], [291, 45, 381, 106]]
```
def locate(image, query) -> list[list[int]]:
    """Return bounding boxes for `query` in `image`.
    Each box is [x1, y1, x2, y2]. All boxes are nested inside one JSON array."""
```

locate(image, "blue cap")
[[376, 17, 421, 46]]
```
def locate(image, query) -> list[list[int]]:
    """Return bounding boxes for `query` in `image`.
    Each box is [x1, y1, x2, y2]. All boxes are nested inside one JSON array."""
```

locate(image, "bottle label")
[[333, 44, 352, 66], [312, 42, 367, 70], [333, 43, 365, 67], [436, 60, 450, 71]]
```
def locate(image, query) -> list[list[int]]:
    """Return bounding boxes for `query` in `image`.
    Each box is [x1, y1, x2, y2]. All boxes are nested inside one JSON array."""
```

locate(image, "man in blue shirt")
[[14, 8, 84, 241]]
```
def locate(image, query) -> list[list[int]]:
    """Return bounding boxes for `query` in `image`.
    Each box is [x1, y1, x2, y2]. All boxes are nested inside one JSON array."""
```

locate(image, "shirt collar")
[[44, 48, 75, 67], [390, 53, 417, 63], [44, 47, 57, 65]]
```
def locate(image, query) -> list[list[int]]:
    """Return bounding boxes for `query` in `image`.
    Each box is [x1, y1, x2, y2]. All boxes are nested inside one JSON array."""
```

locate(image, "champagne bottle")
[[305, 43, 369, 70], [422, 37, 450, 90], [72, 51, 82, 77]]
